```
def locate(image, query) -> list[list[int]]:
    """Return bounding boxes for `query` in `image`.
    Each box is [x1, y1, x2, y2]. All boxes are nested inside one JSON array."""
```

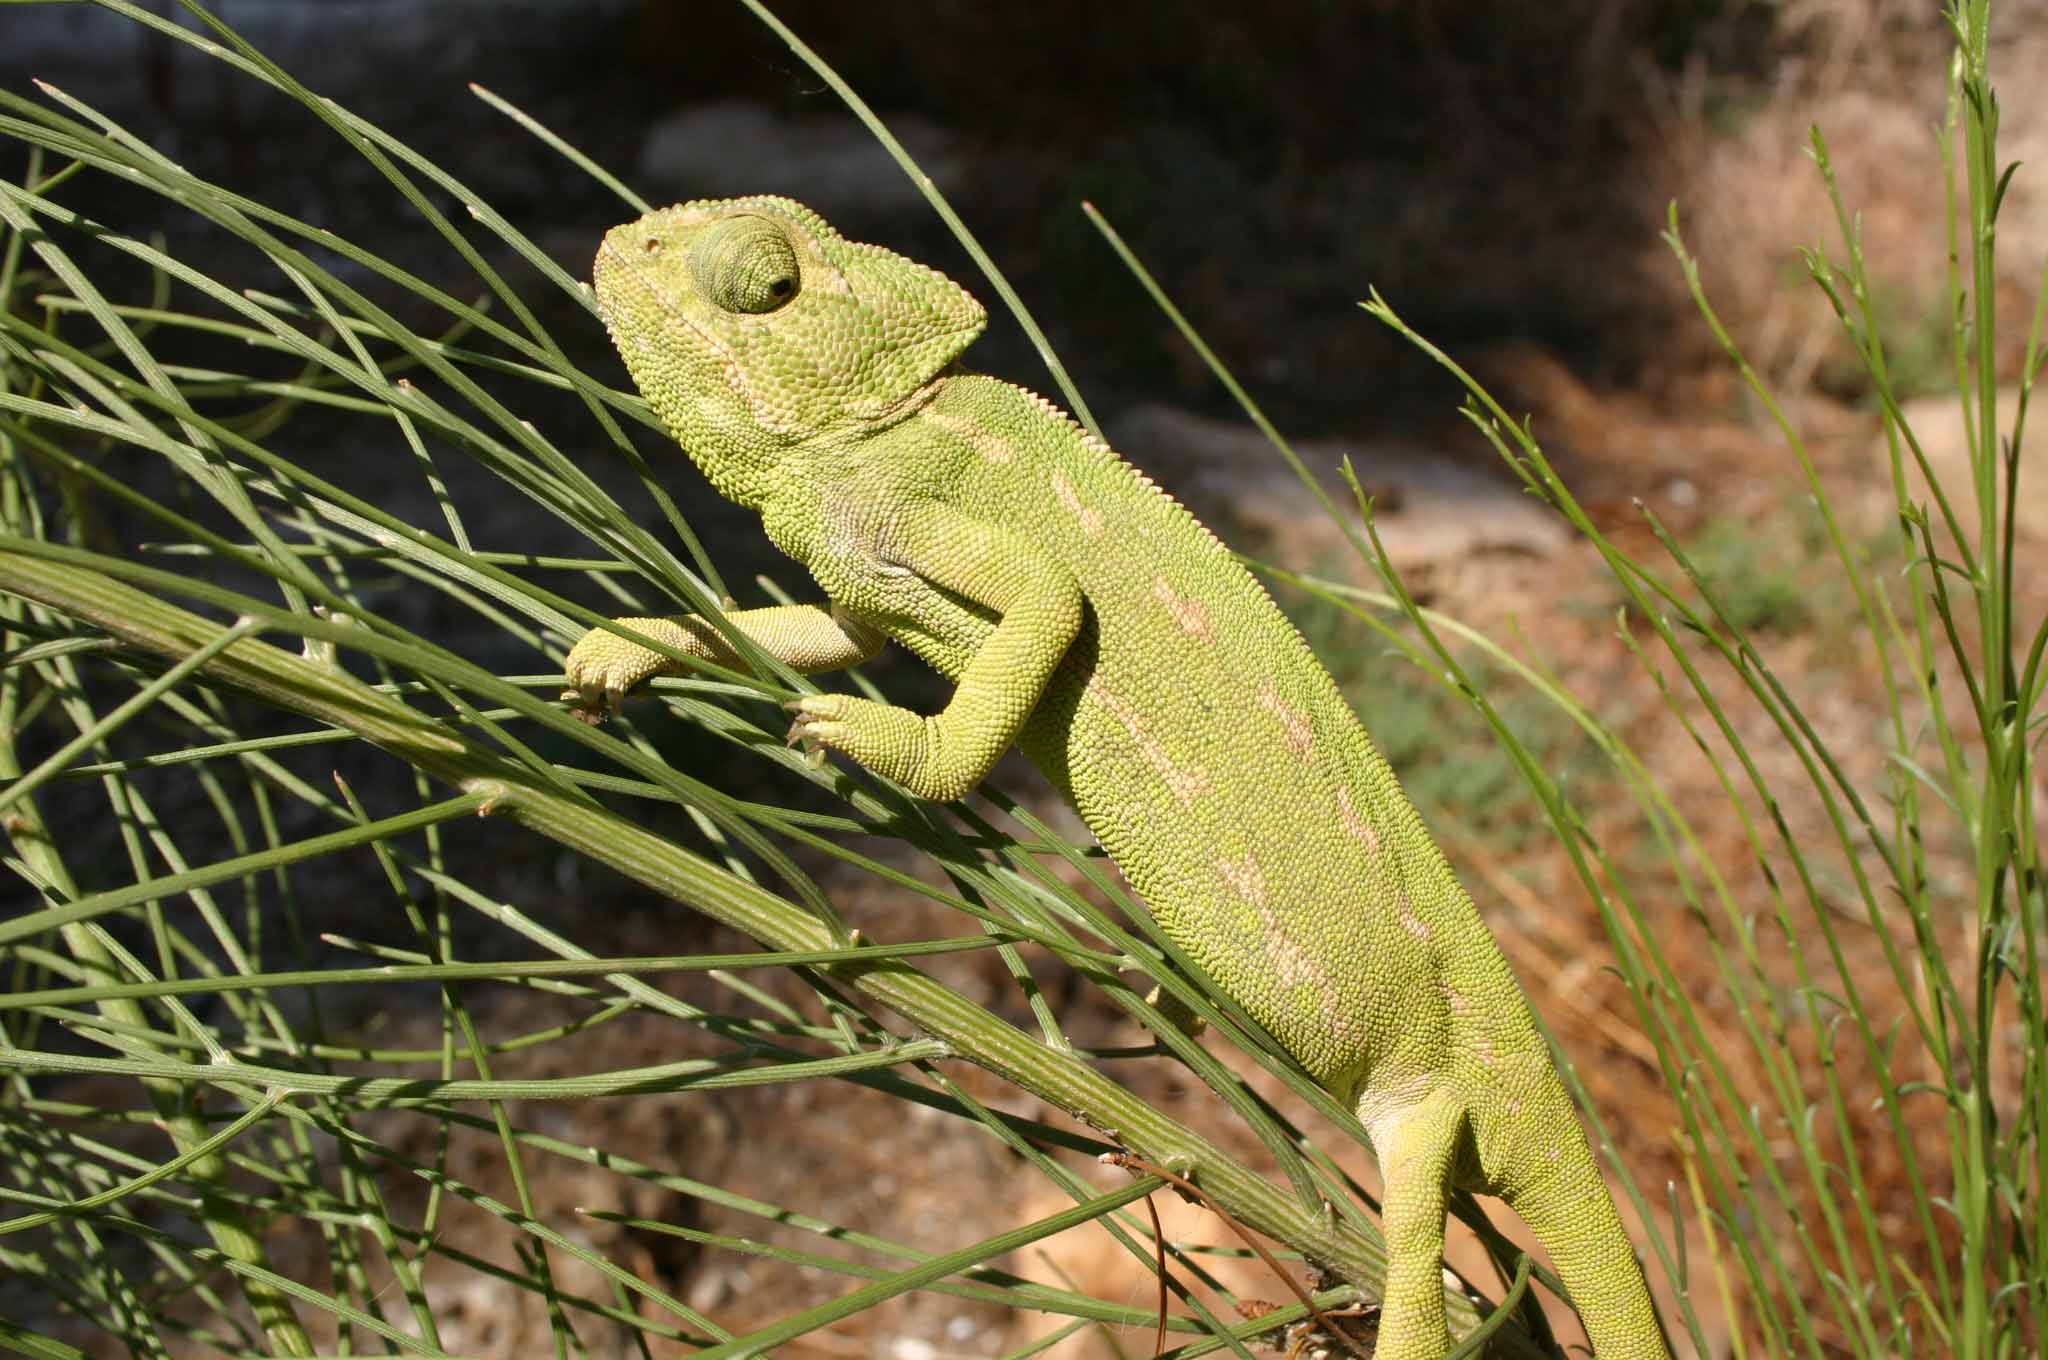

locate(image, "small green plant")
[[1293, 595, 1597, 852], [1677, 513, 1812, 634]]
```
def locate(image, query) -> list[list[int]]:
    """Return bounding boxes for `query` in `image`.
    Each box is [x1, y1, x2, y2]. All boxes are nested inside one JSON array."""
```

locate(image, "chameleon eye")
[[689, 214, 801, 315]]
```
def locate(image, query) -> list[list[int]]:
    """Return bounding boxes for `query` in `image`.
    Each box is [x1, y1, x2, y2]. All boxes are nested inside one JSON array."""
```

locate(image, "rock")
[[636, 99, 961, 224], [1105, 402, 1569, 573], [1, 1, 641, 217], [3, 1, 636, 131], [1888, 388, 2047, 548]]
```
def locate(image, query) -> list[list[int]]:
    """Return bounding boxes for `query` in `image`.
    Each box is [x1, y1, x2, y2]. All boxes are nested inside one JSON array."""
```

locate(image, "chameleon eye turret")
[[689, 214, 800, 315]]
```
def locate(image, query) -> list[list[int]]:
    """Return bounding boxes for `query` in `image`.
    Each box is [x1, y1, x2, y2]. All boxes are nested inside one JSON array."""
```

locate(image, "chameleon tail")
[[1502, 1132, 1671, 1359]]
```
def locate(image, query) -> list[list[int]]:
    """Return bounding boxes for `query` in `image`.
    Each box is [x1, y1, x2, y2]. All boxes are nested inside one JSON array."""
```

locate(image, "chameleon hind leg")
[[1371, 1097, 1464, 1360]]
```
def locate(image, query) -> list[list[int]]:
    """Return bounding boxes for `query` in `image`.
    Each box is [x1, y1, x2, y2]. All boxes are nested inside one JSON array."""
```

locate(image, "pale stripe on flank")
[[1152, 576, 1216, 643], [1085, 674, 1210, 804], [1050, 469, 1104, 535], [1258, 680, 1315, 761]]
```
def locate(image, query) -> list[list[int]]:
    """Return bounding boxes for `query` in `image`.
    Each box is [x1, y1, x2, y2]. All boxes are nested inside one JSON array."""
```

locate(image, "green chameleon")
[[564, 196, 1668, 1359]]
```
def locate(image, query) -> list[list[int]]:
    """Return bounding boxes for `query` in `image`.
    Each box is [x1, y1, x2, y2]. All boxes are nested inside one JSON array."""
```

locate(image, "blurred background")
[[10, 2, 2025, 450]]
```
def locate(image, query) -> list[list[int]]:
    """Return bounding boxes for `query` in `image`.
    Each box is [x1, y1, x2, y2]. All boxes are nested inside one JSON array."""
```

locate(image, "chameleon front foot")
[[561, 624, 675, 719], [783, 695, 839, 758], [784, 694, 973, 801], [784, 693, 888, 771]]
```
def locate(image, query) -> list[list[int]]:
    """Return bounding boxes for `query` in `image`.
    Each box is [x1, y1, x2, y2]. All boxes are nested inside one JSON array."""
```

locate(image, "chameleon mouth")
[[593, 227, 808, 435], [591, 232, 732, 367], [591, 232, 670, 322]]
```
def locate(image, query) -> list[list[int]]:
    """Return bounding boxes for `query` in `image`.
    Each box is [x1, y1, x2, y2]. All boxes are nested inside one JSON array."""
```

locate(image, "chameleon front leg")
[[561, 604, 887, 715], [788, 504, 1083, 803]]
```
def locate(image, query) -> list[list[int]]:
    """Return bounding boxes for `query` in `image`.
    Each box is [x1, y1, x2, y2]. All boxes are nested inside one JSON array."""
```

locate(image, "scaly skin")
[[565, 197, 1668, 1359]]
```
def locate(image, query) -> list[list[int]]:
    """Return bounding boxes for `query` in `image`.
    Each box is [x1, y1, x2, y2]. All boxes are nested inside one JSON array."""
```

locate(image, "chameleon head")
[[592, 196, 987, 505]]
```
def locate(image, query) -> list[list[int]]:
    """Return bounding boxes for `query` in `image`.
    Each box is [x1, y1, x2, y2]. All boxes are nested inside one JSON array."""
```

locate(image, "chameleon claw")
[[784, 696, 853, 768], [783, 703, 820, 749], [562, 694, 609, 725], [560, 676, 624, 724], [782, 713, 833, 770]]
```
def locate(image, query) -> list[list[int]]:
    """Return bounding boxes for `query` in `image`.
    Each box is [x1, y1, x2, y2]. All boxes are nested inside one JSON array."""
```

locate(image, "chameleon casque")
[[563, 196, 1668, 1359]]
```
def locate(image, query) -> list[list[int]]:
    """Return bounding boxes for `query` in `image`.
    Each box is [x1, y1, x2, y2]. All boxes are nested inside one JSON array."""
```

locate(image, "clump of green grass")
[[1353, 3, 2044, 1351], [0, 1, 2039, 1358], [1677, 514, 1814, 634]]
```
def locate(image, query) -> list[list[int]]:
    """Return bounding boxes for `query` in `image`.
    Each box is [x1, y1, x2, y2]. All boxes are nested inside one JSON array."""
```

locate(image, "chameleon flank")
[[564, 196, 1668, 1360]]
